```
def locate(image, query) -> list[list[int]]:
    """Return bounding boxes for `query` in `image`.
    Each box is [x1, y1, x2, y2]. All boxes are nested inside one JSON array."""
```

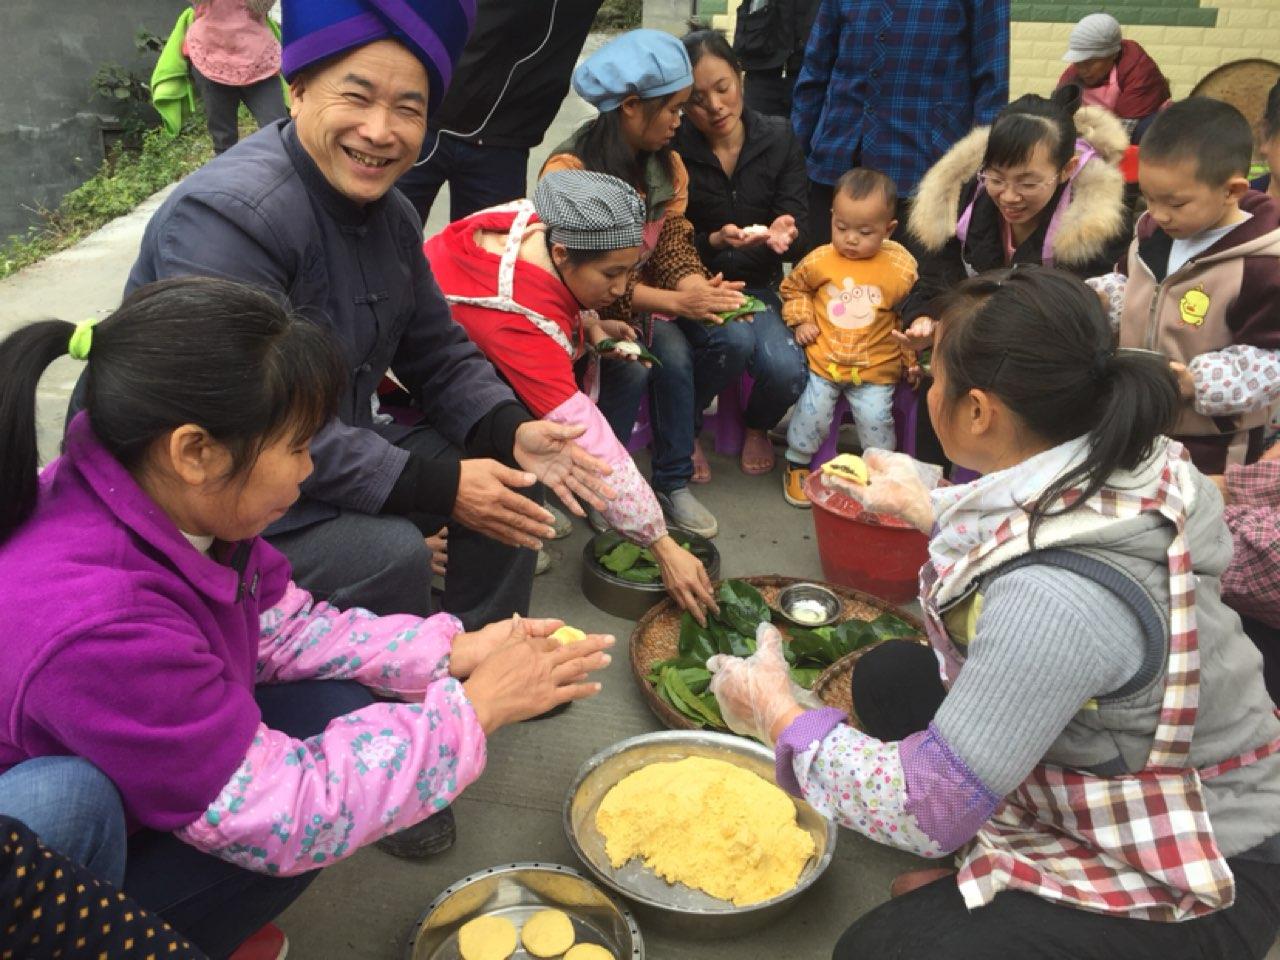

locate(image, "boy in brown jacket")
[[1113, 98, 1280, 473]]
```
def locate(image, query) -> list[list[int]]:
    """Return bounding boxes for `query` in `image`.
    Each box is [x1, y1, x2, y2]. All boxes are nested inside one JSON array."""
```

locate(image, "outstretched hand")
[[513, 421, 617, 517]]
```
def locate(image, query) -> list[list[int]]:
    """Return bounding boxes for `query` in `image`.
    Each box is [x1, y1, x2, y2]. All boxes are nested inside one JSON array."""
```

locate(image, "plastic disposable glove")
[[707, 623, 800, 746], [835, 449, 941, 533]]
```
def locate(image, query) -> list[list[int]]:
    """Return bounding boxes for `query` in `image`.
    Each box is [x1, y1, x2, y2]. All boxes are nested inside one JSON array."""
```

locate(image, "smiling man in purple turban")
[[121, 0, 615, 882]]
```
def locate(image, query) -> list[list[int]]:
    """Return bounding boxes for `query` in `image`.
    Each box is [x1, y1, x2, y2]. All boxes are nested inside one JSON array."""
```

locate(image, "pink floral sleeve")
[[176, 679, 486, 875], [1189, 345, 1280, 417], [544, 391, 667, 545], [257, 583, 461, 698]]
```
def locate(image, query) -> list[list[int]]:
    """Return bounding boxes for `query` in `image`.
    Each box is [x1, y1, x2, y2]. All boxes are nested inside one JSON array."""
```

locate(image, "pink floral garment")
[[176, 584, 487, 874]]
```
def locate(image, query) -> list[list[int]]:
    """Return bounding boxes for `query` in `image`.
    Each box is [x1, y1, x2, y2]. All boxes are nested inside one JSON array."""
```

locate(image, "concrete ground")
[[3, 31, 1276, 960]]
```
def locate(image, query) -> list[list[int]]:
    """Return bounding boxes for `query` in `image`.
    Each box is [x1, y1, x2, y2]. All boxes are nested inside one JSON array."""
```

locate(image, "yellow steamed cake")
[[565, 945, 615, 960], [519, 908, 576, 957], [550, 626, 586, 645], [457, 915, 517, 960], [595, 756, 815, 906]]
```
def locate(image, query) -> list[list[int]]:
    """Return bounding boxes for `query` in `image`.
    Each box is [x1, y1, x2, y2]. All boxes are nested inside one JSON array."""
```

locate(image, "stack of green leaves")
[[595, 533, 698, 584], [646, 579, 919, 730]]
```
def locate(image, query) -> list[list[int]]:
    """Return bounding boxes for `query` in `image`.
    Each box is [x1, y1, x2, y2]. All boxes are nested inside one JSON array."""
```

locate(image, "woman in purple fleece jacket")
[[0, 277, 612, 959]]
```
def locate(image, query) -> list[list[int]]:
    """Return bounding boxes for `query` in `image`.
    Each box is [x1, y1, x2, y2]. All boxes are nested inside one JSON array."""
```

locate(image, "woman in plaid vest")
[[709, 266, 1280, 958]]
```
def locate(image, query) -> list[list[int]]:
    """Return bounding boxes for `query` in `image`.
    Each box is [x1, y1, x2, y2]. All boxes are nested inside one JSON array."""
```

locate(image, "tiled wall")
[[699, 0, 1280, 100]]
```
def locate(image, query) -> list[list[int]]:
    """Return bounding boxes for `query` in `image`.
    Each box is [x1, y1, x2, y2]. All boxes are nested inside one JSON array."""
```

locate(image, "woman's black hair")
[[0, 276, 345, 541], [681, 28, 742, 74], [571, 99, 678, 195], [1264, 78, 1280, 141], [983, 87, 1080, 173], [930, 265, 1179, 536]]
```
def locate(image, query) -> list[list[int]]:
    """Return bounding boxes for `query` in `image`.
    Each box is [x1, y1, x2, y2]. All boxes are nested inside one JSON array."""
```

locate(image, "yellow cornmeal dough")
[[520, 908, 576, 957], [595, 756, 815, 906], [565, 945, 615, 960], [458, 915, 517, 960]]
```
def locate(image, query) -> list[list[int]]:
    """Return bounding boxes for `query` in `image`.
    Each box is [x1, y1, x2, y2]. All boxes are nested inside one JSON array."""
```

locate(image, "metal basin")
[[581, 530, 720, 621], [563, 731, 837, 939], [406, 862, 643, 959]]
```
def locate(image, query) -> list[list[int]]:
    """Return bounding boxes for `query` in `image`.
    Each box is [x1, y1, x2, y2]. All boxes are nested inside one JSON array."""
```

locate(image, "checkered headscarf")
[[532, 171, 645, 251]]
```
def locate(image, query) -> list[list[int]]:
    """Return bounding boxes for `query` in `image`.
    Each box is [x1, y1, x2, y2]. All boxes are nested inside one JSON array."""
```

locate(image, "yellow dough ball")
[[519, 908, 576, 957], [458, 915, 517, 960], [550, 626, 587, 646], [565, 945, 615, 960]]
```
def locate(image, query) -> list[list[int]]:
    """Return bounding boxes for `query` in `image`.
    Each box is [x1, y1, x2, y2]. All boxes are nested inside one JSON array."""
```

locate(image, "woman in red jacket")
[[1057, 13, 1170, 144]]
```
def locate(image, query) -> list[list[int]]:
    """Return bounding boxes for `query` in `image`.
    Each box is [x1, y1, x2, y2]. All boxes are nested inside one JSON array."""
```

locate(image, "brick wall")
[[698, 0, 1280, 100]]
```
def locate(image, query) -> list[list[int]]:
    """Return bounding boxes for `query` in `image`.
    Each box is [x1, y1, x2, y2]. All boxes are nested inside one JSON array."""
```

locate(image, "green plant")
[[0, 118, 214, 280], [592, 0, 642, 31]]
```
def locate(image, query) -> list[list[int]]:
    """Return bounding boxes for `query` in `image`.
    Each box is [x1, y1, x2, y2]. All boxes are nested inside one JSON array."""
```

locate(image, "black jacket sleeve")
[[899, 236, 969, 323]]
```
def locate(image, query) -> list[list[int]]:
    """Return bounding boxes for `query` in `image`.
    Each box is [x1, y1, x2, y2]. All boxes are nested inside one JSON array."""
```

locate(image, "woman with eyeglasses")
[[896, 87, 1131, 348], [892, 87, 1132, 471]]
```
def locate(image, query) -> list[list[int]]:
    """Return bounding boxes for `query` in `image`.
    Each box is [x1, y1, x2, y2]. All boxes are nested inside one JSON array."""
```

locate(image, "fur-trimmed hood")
[[908, 106, 1129, 267]]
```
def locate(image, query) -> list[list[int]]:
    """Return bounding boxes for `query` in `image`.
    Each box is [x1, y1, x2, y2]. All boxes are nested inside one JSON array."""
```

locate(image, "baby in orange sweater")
[[779, 168, 918, 506]]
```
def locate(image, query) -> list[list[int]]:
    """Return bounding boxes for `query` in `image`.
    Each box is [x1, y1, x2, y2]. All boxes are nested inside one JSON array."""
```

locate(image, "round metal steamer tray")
[[563, 731, 838, 939], [581, 530, 720, 621], [406, 862, 642, 960]]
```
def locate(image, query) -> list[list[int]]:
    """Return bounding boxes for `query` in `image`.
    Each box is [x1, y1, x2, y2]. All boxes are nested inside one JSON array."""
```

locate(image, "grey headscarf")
[[533, 171, 646, 251]]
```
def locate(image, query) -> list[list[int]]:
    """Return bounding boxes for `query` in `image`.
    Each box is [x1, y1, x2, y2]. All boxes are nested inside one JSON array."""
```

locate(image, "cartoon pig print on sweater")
[[826, 279, 884, 329]]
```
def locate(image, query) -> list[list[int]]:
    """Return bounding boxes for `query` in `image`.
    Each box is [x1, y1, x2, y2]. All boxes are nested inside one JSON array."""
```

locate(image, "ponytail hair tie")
[[1090, 348, 1113, 382], [68, 319, 97, 361]]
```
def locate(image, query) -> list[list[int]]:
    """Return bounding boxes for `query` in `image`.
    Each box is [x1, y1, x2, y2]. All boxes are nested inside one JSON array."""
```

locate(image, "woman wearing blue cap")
[[542, 29, 762, 540]]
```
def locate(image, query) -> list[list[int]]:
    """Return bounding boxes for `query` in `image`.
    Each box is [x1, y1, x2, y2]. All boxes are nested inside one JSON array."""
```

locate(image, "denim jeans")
[[395, 133, 530, 223], [579, 354, 652, 445], [0, 755, 128, 885], [740, 290, 808, 431], [123, 680, 375, 959], [647, 316, 754, 492]]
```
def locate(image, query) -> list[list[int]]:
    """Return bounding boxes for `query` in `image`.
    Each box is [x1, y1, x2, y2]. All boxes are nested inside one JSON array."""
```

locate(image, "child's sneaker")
[[783, 464, 810, 508]]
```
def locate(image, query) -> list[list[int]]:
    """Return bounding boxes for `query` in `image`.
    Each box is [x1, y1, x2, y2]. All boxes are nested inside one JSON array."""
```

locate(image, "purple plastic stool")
[[809, 382, 920, 470], [626, 394, 653, 453], [628, 374, 755, 456]]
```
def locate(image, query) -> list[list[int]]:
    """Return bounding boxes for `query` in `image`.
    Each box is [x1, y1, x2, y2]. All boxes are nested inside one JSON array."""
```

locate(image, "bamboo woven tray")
[[629, 575, 924, 733]]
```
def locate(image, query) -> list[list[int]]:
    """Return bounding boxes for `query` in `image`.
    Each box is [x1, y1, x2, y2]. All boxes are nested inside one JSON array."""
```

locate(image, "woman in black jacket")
[[674, 29, 810, 476]]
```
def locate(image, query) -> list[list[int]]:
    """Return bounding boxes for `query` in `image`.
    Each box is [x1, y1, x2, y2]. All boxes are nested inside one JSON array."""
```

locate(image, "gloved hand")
[[836, 448, 940, 534], [707, 623, 800, 746]]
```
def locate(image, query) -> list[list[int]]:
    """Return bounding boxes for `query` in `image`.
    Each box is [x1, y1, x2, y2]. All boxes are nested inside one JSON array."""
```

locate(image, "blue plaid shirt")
[[792, 0, 1008, 194]]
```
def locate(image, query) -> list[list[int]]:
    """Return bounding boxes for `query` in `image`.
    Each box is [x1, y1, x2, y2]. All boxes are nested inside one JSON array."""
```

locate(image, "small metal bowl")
[[581, 529, 720, 621], [563, 731, 837, 939], [405, 862, 643, 959], [775, 582, 842, 628]]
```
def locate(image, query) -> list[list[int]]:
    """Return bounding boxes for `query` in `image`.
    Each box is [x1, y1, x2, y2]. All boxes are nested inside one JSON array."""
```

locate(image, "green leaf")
[[618, 565, 661, 583], [593, 530, 626, 560], [661, 667, 723, 728], [787, 627, 842, 666], [600, 541, 642, 574], [596, 339, 663, 367], [715, 580, 771, 637], [789, 666, 823, 689], [714, 294, 770, 323], [677, 612, 719, 662], [869, 612, 919, 641], [829, 619, 879, 658]]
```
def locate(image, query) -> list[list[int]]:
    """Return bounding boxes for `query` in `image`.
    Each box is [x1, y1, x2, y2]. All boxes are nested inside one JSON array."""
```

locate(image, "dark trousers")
[[123, 681, 374, 959], [843, 641, 1280, 959], [268, 426, 536, 629], [743, 69, 797, 118], [190, 66, 287, 155], [395, 133, 530, 223]]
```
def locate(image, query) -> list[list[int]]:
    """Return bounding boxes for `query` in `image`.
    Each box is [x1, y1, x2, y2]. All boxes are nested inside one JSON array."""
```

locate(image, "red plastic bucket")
[[804, 473, 929, 604]]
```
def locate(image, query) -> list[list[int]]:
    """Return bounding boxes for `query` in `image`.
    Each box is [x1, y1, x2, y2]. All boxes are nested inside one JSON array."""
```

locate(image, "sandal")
[[691, 438, 711, 484], [740, 428, 775, 475]]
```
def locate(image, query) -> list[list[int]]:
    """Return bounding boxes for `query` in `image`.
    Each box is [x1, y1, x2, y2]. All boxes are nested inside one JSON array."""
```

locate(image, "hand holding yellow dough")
[[820, 453, 869, 485], [565, 945, 615, 960], [520, 908, 576, 957], [458, 915, 517, 960], [550, 626, 587, 646]]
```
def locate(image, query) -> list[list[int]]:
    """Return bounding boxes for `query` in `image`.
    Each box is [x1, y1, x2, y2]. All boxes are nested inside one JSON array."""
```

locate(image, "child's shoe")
[[783, 464, 810, 507]]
